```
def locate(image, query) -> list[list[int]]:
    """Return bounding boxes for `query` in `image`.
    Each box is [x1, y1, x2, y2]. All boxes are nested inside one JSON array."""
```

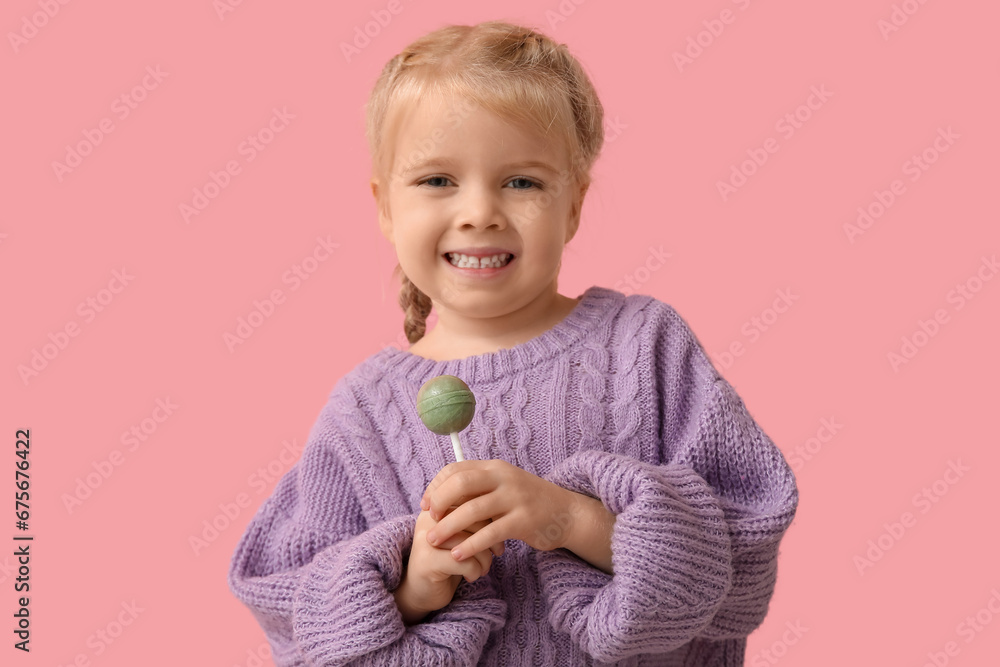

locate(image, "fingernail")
[[451, 548, 463, 560], [420, 498, 428, 510], [427, 532, 438, 546]]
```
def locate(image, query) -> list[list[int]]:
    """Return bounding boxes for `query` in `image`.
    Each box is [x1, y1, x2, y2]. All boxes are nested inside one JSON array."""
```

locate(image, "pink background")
[[3, 0, 998, 664]]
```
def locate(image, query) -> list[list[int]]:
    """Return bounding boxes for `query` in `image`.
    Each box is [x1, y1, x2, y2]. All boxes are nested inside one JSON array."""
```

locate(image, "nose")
[[455, 184, 507, 231]]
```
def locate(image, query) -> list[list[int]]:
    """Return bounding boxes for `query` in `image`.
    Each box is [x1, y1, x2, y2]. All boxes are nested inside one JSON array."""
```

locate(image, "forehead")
[[389, 92, 567, 173]]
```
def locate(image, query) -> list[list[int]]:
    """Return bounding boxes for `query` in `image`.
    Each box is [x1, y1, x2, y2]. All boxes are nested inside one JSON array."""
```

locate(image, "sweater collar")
[[370, 285, 624, 384]]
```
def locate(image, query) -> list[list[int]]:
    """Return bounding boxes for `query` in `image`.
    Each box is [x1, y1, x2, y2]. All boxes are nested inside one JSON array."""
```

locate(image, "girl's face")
[[373, 93, 586, 332]]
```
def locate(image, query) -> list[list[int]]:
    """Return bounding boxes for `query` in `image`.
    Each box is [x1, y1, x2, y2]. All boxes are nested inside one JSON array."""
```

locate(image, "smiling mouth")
[[444, 253, 515, 269]]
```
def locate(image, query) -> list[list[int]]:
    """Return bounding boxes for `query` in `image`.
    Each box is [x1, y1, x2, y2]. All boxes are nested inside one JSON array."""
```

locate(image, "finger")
[[462, 519, 503, 556], [448, 518, 505, 563], [425, 467, 497, 521], [434, 533, 492, 581], [464, 548, 492, 583], [426, 516, 489, 547], [427, 496, 496, 547], [466, 518, 491, 533], [421, 461, 482, 510], [440, 528, 504, 559]]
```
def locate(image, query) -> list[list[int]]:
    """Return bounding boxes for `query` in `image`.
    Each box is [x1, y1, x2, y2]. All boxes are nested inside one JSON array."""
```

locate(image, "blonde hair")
[[366, 20, 605, 345]]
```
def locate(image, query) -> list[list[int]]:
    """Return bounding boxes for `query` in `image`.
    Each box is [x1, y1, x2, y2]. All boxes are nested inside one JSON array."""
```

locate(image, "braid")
[[396, 267, 433, 345]]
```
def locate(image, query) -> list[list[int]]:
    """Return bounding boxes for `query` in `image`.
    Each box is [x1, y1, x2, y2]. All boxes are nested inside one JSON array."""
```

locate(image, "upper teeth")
[[448, 253, 511, 268]]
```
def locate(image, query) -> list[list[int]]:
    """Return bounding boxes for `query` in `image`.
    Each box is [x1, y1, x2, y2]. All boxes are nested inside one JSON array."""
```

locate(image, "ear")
[[371, 178, 394, 245], [565, 182, 589, 244]]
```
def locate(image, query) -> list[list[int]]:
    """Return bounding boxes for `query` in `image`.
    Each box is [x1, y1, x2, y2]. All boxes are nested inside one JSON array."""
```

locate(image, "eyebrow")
[[399, 157, 560, 176]]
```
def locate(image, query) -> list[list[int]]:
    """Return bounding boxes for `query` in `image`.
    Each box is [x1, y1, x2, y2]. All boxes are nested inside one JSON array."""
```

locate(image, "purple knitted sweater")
[[228, 285, 799, 666]]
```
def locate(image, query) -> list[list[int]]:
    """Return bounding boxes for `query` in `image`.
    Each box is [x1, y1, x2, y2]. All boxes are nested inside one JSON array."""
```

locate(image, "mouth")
[[443, 252, 515, 269]]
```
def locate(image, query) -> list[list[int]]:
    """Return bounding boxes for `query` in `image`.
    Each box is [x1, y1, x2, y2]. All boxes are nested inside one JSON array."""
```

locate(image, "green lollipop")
[[416, 375, 476, 462]]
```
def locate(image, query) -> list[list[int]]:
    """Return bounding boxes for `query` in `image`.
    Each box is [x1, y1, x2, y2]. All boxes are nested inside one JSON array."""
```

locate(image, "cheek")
[[523, 193, 572, 220], [393, 225, 440, 266], [395, 196, 442, 226]]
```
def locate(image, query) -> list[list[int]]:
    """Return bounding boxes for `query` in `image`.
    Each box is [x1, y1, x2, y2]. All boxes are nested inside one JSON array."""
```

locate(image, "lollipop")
[[416, 375, 476, 462]]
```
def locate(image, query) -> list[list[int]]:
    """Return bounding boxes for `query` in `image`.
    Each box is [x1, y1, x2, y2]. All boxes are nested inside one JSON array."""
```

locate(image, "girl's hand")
[[396, 509, 498, 621], [419, 459, 576, 562]]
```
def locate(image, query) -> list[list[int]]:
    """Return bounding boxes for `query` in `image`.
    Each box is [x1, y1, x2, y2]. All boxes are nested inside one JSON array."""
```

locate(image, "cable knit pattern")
[[228, 285, 799, 666]]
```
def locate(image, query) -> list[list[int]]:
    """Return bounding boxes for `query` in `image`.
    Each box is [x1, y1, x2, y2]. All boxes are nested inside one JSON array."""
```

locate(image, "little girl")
[[229, 20, 798, 666]]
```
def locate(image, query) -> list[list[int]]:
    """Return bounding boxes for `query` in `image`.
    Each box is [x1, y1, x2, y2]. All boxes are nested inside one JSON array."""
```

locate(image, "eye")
[[507, 177, 542, 191], [419, 176, 452, 188], [417, 176, 543, 190]]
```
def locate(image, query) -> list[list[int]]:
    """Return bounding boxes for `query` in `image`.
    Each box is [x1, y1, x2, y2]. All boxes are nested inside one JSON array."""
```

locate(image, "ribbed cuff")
[[293, 513, 413, 663], [536, 450, 733, 662], [292, 512, 507, 666]]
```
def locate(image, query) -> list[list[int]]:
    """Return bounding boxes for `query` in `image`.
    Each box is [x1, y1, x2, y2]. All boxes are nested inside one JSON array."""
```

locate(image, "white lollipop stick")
[[450, 432, 465, 462]]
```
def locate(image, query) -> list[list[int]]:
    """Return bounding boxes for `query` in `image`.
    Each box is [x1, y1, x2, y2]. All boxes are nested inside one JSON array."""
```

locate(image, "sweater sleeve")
[[227, 388, 507, 666], [533, 311, 798, 662]]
